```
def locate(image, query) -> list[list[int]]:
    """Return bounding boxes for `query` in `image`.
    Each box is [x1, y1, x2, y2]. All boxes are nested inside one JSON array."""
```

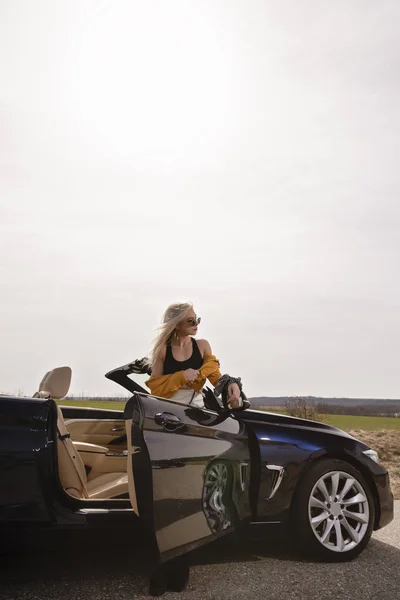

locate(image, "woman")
[[146, 302, 242, 408]]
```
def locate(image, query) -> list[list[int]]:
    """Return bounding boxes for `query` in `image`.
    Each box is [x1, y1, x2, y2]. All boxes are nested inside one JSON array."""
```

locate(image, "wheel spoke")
[[338, 477, 355, 501], [320, 519, 335, 543], [311, 511, 329, 526], [342, 509, 368, 524], [310, 496, 327, 511], [330, 473, 340, 499], [334, 520, 345, 551], [211, 492, 222, 511], [341, 517, 360, 543], [318, 479, 331, 502], [342, 492, 366, 506]]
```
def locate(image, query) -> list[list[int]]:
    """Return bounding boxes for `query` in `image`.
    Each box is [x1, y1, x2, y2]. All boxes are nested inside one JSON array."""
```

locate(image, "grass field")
[[322, 413, 400, 430], [253, 407, 400, 430], [57, 399, 400, 430], [57, 399, 126, 411]]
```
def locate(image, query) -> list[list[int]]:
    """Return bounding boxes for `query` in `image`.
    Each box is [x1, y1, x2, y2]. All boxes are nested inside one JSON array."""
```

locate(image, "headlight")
[[363, 449, 380, 464]]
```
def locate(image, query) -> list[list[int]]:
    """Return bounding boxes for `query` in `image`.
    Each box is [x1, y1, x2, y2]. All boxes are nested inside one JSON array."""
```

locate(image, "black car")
[[0, 364, 393, 569]]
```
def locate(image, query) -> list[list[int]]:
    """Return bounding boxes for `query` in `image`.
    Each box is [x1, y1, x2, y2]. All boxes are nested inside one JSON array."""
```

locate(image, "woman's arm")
[[198, 339, 241, 407], [197, 340, 221, 385], [197, 338, 212, 358], [146, 371, 188, 398]]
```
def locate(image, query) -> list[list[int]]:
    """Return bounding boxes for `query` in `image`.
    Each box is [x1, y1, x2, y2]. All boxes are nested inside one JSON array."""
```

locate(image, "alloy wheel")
[[308, 470, 370, 553]]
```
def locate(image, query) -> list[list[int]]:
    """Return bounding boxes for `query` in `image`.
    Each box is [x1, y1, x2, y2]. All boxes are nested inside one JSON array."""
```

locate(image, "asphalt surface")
[[0, 502, 398, 600]]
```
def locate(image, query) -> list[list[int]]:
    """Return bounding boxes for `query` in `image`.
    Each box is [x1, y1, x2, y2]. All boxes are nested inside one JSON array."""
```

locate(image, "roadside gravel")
[[0, 502, 398, 600]]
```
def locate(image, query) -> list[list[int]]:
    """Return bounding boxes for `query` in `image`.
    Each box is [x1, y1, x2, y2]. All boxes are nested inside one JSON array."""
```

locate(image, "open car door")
[[124, 392, 252, 563]]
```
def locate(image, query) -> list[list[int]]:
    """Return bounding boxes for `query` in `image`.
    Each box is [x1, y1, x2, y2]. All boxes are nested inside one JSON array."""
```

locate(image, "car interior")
[[33, 366, 129, 501]]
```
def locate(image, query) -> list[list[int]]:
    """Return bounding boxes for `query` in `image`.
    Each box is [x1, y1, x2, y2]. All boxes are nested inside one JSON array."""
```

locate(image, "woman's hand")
[[184, 368, 200, 382], [227, 382, 241, 408]]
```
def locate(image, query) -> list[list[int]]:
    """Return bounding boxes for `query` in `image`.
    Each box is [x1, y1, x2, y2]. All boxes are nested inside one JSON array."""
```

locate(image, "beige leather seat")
[[34, 366, 128, 500]]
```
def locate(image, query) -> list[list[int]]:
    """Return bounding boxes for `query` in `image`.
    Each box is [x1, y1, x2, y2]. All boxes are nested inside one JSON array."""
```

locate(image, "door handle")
[[154, 412, 185, 431]]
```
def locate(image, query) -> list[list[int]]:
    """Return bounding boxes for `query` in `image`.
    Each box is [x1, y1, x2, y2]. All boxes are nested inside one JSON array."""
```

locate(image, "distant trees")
[[251, 396, 400, 418], [315, 403, 400, 417], [284, 397, 322, 422], [284, 399, 400, 419]]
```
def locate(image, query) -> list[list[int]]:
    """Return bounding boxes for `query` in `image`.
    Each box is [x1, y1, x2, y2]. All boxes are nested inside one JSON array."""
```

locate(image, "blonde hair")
[[151, 302, 193, 364]]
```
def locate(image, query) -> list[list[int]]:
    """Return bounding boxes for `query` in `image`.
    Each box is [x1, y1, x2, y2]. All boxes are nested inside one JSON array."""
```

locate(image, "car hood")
[[236, 407, 355, 440]]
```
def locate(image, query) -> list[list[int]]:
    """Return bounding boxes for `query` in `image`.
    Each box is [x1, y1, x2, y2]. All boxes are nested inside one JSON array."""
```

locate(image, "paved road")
[[0, 502, 398, 600]]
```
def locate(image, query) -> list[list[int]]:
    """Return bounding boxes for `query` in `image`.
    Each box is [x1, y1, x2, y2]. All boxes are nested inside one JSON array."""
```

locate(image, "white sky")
[[1, 0, 400, 399]]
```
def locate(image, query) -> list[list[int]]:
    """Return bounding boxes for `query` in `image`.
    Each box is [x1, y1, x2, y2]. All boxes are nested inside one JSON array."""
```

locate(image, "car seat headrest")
[[33, 366, 72, 400]]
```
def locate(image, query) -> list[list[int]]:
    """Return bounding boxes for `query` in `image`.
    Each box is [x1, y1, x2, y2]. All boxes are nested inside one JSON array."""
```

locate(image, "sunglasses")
[[185, 317, 201, 326]]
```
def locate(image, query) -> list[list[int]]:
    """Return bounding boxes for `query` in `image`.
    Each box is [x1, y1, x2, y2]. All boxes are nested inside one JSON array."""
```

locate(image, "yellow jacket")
[[145, 353, 222, 399]]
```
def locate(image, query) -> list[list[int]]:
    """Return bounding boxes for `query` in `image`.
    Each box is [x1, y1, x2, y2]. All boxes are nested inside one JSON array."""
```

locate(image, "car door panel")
[[124, 393, 252, 563], [65, 419, 127, 448]]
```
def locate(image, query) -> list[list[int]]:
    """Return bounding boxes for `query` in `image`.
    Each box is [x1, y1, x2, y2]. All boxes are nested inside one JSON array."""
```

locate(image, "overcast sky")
[[1, 0, 400, 399]]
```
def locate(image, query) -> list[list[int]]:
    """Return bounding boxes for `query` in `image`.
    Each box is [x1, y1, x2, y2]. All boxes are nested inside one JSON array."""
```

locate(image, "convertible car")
[[0, 364, 394, 568]]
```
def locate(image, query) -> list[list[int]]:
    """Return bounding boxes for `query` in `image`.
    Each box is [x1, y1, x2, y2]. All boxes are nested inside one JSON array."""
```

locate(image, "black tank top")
[[163, 338, 203, 375]]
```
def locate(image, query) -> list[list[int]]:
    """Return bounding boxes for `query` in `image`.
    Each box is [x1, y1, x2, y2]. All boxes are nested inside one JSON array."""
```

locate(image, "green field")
[[322, 413, 400, 431], [56, 399, 126, 411], [56, 399, 400, 430], [254, 407, 400, 430]]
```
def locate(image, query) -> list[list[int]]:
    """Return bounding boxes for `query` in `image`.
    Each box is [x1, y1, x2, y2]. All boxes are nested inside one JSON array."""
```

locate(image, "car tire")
[[292, 458, 375, 562]]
